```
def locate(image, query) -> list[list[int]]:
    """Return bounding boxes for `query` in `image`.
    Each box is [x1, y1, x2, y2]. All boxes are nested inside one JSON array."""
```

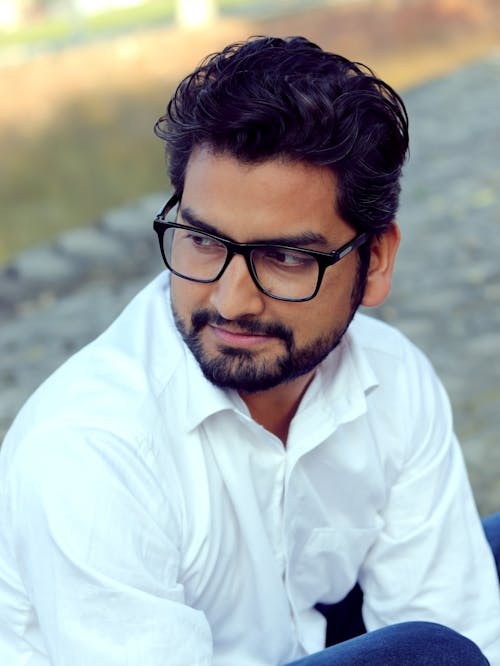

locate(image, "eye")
[[262, 248, 315, 268], [182, 230, 225, 251]]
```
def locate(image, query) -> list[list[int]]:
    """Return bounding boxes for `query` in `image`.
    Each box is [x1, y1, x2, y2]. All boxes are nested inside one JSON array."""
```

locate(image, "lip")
[[209, 324, 273, 348]]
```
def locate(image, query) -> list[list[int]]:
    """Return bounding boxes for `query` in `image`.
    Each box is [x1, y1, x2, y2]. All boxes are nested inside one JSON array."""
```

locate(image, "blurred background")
[[1, 0, 500, 266], [1, 0, 500, 514]]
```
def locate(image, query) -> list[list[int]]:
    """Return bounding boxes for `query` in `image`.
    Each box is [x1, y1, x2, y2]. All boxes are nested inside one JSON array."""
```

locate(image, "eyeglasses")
[[153, 194, 371, 302]]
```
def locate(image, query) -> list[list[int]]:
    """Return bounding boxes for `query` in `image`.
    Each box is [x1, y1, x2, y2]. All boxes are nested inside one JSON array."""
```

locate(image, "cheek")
[[290, 277, 356, 343], [289, 303, 334, 345], [170, 275, 212, 319], [170, 277, 205, 313], [319, 258, 360, 310]]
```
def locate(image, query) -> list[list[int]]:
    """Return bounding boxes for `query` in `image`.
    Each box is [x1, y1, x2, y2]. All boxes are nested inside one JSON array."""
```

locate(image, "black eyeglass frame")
[[153, 193, 371, 303]]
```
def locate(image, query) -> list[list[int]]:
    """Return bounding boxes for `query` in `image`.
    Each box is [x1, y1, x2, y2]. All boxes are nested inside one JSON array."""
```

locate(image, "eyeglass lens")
[[164, 226, 320, 300]]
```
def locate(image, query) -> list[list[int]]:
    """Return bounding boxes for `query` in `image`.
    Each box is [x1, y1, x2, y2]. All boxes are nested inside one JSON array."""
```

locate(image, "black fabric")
[[316, 583, 366, 647]]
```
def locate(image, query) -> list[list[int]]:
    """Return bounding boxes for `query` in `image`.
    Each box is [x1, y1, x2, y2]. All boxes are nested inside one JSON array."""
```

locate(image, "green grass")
[[0, 84, 172, 265], [0, 1, 174, 49], [0, 0, 252, 266], [0, 0, 251, 50], [0, 0, 258, 266]]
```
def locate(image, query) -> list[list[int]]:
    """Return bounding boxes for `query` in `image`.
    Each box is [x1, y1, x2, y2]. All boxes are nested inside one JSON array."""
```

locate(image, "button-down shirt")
[[1, 272, 499, 665]]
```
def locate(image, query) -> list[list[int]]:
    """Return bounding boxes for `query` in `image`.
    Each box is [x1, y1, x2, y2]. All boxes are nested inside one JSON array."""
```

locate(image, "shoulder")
[[348, 311, 437, 381], [348, 312, 451, 423], [2, 273, 187, 473], [349, 311, 417, 357], [348, 312, 453, 448]]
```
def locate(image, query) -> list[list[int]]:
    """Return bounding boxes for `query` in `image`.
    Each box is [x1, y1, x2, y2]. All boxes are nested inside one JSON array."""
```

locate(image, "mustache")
[[191, 309, 294, 348]]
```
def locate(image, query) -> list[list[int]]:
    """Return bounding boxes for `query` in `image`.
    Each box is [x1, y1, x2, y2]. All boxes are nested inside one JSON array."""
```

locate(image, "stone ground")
[[1, 51, 500, 515]]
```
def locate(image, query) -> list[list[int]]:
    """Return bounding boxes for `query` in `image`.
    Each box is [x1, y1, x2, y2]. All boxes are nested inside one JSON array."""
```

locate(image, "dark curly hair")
[[154, 35, 409, 237]]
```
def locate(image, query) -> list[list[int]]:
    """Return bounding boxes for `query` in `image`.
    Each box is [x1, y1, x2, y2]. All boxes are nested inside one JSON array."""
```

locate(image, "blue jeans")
[[286, 513, 500, 665]]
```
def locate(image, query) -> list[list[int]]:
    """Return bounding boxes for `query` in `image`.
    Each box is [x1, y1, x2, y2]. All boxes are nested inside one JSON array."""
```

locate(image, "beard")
[[172, 255, 367, 393], [172, 277, 364, 394]]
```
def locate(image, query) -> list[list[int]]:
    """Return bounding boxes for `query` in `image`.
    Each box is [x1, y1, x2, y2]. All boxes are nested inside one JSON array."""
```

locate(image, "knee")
[[384, 621, 488, 664]]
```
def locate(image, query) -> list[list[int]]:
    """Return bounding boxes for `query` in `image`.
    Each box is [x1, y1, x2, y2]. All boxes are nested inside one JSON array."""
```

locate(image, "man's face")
[[170, 146, 366, 394]]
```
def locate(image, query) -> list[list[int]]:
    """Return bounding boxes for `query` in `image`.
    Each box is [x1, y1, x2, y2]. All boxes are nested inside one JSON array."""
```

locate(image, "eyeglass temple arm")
[[335, 231, 371, 260]]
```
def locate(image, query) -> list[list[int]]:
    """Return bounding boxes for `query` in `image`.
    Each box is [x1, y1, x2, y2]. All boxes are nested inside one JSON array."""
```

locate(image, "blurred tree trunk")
[[176, 0, 217, 29]]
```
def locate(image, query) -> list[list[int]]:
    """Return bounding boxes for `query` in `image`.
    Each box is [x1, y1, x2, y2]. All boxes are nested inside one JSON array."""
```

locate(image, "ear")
[[361, 222, 400, 307]]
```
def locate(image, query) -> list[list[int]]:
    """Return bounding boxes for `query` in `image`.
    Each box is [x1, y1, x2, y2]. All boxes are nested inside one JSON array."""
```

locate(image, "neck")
[[238, 371, 315, 446]]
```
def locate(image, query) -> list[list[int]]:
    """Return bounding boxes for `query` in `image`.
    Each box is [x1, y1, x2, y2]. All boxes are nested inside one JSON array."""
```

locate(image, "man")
[[0, 35, 499, 665]]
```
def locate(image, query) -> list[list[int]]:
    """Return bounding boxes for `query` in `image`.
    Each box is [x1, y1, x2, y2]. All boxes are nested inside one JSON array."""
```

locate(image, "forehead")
[[181, 146, 350, 243]]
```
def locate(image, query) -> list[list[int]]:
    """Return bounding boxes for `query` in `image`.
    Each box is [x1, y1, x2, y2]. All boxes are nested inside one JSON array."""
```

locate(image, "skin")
[[170, 146, 400, 444]]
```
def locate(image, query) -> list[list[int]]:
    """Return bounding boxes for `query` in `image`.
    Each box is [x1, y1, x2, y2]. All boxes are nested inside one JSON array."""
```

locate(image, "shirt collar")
[[285, 318, 379, 455], [182, 347, 246, 432], [162, 297, 246, 432]]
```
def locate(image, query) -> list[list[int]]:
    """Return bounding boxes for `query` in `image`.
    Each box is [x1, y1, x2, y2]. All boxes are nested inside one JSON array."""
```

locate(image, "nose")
[[209, 254, 266, 320]]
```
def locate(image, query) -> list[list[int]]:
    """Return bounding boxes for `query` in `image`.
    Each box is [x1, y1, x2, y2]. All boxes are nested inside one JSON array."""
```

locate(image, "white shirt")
[[0, 272, 499, 666]]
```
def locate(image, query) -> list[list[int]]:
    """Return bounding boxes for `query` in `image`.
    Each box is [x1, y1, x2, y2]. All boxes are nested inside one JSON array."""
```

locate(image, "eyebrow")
[[179, 206, 330, 248]]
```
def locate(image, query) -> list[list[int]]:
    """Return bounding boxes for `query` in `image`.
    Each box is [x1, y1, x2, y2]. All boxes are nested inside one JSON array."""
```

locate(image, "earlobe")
[[361, 223, 401, 307]]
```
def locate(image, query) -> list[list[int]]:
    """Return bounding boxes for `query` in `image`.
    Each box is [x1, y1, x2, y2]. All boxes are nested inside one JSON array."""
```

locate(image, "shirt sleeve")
[[358, 350, 500, 663], [5, 425, 213, 666]]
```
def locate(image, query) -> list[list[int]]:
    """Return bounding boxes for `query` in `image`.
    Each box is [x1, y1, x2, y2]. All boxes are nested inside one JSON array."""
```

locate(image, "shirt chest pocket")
[[293, 526, 379, 607]]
